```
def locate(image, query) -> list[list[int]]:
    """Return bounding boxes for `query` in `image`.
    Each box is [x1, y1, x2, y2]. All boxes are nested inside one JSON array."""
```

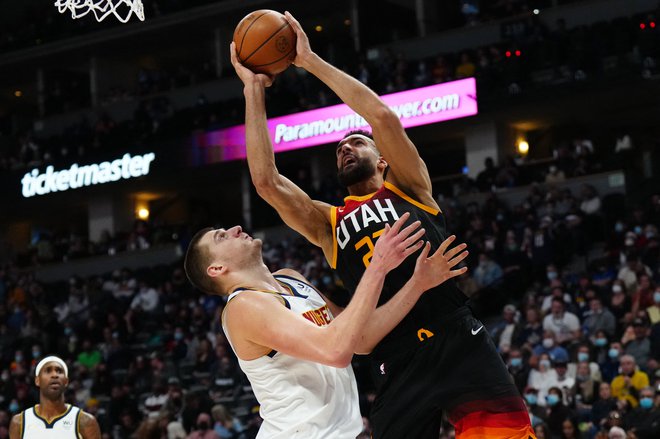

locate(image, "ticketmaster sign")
[[192, 78, 477, 163], [21, 152, 156, 198]]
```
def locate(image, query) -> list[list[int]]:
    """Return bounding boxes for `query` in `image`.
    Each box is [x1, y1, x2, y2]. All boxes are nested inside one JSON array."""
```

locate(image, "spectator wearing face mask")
[[528, 354, 559, 406], [611, 355, 650, 408], [554, 361, 575, 405], [568, 344, 602, 381], [545, 387, 575, 438], [508, 348, 531, 393], [187, 412, 220, 439], [534, 330, 569, 363], [623, 386, 660, 439], [473, 252, 503, 288], [517, 307, 544, 350], [599, 342, 624, 382], [522, 387, 546, 425]]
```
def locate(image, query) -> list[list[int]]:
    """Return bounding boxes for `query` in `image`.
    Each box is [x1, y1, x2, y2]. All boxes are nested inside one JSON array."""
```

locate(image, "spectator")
[[534, 330, 569, 363], [143, 379, 169, 419], [528, 353, 558, 406], [622, 318, 651, 368], [583, 297, 617, 339], [516, 307, 544, 350], [560, 417, 581, 439], [211, 404, 245, 439], [473, 252, 503, 288], [623, 386, 660, 439], [554, 360, 575, 405], [591, 382, 619, 429], [609, 281, 631, 323], [545, 165, 566, 183], [455, 52, 476, 78], [508, 348, 531, 393], [545, 386, 574, 438], [187, 412, 220, 439], [572, 361, 600, 419], [611, 355, 650, 408], [490, 304, 519, 351], [543, 298, 581, 345], [568, 344, 602, 381], [599, 341, 624, 383], [476, 157, 498, 191], [77, 339, 101, 371]]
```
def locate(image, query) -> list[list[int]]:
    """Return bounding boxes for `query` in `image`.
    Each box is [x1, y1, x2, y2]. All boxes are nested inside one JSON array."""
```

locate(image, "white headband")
[[35, 356, 68, 377]]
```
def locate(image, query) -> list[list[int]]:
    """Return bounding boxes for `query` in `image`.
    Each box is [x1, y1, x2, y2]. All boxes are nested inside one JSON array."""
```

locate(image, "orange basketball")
[[233, 10, 297, 76]]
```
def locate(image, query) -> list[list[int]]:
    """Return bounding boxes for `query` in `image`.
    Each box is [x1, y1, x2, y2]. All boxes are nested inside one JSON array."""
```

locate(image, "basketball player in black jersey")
[[232, 11, 535, 439]]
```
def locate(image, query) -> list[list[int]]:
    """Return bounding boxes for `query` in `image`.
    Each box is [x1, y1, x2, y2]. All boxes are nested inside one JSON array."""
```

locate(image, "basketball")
[[233, 10, 297, 76]]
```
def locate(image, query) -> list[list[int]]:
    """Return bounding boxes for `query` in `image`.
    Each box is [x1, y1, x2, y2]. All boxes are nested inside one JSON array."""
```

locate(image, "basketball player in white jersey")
[[183, 213, 468, 438], [9, 356, 101, 439]]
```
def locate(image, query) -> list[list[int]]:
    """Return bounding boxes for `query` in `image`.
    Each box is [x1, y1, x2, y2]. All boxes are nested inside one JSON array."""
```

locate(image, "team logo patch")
[[417, 328, 434, 341]]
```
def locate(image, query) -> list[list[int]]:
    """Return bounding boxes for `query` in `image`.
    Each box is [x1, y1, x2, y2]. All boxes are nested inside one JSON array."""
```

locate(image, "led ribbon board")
[[192, 78, 477, 163]]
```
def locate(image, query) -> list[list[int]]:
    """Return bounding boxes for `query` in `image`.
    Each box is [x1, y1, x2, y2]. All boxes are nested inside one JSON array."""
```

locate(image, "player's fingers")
[[444, 242, 468, 260], [389, 212, 411, 235], [402, 228, 425, 249], [402, 240, 425, 258], [437, 235, 456, 255], [447, 267, 469, 279], [416, 241, 431, 262], [284, 11, 303, 33], [229, 42, 238, 64], [447, 250, 469, 268]]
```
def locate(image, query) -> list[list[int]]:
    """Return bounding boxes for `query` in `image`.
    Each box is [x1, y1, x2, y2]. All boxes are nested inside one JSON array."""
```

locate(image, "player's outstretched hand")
[[411, 236, 468, 293], [284, 11, 314, 68], [370, 212, 425, 274], [229, 41, 273, 88]]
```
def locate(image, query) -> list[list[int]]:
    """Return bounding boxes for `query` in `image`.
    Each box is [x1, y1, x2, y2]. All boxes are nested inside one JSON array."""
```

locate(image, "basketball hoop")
[[54, 0, 145, 23]]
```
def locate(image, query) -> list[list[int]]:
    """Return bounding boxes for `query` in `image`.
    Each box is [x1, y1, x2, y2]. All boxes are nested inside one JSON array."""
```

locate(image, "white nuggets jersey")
[[222, 274, 362, 439], [21, 404, 82, 439]]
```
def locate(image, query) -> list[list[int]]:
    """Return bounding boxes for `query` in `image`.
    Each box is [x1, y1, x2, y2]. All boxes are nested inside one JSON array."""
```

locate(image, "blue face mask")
[[639, 397, 653, 409], [64, 327, 73, 336], [510, 358, 522, 368], [540, 359, 551, 369], [9, 402, 19, 413], [547, 271, 558, 281], [174, 332, 183, 341], [525, 394, 537, 405], [594, 338, 607, 347], [578, 352, 589, 362], [608, 348, 619, 359], [654, 292, 660, 304], [546, 394, 560, 406]]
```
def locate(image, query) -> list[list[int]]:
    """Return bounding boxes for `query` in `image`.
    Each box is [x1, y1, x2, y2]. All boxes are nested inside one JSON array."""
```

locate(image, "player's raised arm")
[[225, 214, 424, 367], [284, 12, 437, 209], [230, 42, 334, 256]]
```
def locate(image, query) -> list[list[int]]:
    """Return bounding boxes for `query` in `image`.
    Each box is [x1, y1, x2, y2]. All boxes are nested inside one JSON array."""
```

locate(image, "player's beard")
[[337, 158, 376, 188]]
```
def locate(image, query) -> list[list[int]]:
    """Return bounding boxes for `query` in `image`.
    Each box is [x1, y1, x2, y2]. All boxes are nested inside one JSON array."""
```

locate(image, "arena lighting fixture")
[[14, 90, 22, 97], [137, 208, 150, 220], [517, 140, 530, 155], [315, 25, 323, 32]]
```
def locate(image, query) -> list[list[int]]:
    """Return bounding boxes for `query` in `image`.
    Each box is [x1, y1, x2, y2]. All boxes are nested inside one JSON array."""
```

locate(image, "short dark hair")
[[184, 227, 216, 294], [338, 130, 380, 154]]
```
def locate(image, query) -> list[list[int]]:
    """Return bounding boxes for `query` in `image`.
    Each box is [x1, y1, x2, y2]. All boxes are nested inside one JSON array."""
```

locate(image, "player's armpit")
[[79, 411, 102, 439]]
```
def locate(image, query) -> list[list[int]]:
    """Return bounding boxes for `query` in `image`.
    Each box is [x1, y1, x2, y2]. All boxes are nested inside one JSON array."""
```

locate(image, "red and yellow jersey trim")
[[383, 181, 441, 216], [330, 206, 338, 269]]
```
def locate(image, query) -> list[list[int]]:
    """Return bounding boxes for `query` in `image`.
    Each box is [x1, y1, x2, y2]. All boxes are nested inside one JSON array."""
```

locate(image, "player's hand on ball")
[[229, 41, 274, 88], [284, 11, 314, 68], [370, 212, 425, 273], [412, 235, 468, 293]]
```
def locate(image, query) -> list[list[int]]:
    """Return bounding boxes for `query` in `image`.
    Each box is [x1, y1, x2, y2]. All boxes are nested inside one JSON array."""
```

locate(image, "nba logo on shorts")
[[380, 363, 386, 375]]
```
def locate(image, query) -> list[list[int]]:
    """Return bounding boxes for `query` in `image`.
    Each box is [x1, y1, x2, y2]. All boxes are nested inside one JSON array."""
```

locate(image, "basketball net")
[[54, 0, 145, 23]]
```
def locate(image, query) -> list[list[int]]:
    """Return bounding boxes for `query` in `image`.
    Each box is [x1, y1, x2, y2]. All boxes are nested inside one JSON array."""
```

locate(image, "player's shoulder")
[[226, 288, 286, 314], [10, 411, 23, 426], [77, 409, 97, 424], [273, 268, 308, 282]]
